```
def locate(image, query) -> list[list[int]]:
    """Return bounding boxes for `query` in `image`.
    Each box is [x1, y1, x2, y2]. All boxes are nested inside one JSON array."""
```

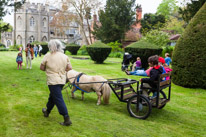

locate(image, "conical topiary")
[[86, 41, 111, 64], [125, 40, 162, 69], [65, 43, 80, 55], [172, 3, 206, 88]]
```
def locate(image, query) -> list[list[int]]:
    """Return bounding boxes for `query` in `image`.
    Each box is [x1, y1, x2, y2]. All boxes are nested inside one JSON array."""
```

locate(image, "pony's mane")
[[67, 70, 82, 78]]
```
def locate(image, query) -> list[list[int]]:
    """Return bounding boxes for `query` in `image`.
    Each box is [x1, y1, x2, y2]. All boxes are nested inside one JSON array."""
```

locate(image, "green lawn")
[[0, 51, 206, 137]]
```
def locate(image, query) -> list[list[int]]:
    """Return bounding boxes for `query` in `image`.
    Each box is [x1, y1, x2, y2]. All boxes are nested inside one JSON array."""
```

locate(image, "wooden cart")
[[107, 72, 172, 119]]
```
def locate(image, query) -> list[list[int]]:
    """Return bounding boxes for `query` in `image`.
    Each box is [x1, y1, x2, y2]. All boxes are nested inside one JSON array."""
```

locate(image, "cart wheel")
[[148, 90, 167, 109], [127, 95, 151, 119]]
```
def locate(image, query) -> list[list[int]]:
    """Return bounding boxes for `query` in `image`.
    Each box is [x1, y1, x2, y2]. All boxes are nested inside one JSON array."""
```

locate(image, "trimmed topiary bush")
[[125, 40, 162, 69], [41, 42, 49, 55], [65, 43, 80, 55], [172, 3, 206, 88], [0, 43, 5, 48], [86, 41, 112, 63], [77, 45, 88, 55]]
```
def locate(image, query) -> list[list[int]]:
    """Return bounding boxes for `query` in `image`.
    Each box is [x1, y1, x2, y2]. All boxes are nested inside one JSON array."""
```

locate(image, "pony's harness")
[[68, 73, 107, 93], [72, 73, 90, 93]]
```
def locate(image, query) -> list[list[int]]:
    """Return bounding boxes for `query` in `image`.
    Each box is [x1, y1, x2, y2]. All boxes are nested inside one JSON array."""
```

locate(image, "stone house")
[[1, 2, 89, 49]]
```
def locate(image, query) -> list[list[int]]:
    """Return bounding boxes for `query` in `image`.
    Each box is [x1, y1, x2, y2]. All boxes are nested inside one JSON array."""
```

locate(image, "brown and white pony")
[[67, 70, 111, 105]]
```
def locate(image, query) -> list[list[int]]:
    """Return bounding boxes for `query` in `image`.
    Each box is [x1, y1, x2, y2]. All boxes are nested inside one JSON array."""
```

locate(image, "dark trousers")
[[47, 85, 69, 117], [39, 51, 41, 57]]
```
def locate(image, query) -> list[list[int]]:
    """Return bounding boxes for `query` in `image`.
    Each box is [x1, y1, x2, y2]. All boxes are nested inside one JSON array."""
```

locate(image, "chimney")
[[136, 7, 142, 21]]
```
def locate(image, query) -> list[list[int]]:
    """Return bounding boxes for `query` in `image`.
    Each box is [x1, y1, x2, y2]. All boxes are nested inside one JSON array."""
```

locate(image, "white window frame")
[[30, 17, 35, 27], [17, 35, 22, 45], [29, 36, 35, 43]]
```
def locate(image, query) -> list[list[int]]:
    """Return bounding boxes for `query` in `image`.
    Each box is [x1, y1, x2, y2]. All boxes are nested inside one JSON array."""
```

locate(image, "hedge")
[[86, 41, 111, 64], [172, 3, 206, 88], [0, 48, 9, 51], [65, 43, 80, 55], [0, 43, 5, 48], [125, 40, 162, 69]]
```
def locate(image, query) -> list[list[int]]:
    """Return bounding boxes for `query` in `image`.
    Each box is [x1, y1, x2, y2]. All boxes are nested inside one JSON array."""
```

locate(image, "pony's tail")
[[102, 83, 111, 104]]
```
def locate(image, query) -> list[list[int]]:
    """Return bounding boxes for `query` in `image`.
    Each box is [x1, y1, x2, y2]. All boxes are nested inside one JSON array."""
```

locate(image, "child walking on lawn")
[[16, 52, 23, 69]]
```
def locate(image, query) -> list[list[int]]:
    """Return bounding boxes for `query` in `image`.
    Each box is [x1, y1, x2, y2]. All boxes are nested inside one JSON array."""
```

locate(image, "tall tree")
[[179, 0, 206, 23], [48, 0, 102, 45], [0, 21, 12, 32], [156, 0, 178, 19], [161, 16, 186, 34], [93, 0, 136, 43], [140, 13, 166, 35], [0, 0, 25, 33], [48, 2, 77, 41]]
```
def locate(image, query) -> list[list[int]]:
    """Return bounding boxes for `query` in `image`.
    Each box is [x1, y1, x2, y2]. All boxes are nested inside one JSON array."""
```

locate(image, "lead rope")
[[65, 72, 72, 102]]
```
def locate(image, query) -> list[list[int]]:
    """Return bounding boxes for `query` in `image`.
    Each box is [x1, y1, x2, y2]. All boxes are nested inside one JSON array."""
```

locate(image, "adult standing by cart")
[[40, 39, 72, 126], [25, 43, 34, 69]]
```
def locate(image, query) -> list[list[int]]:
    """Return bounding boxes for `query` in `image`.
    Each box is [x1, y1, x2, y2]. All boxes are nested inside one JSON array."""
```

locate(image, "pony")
[[66, 70, 111, 105]]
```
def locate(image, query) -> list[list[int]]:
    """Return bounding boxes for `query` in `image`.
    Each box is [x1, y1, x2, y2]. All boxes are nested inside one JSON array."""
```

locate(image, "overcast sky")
[[3, 0, 164, 26]]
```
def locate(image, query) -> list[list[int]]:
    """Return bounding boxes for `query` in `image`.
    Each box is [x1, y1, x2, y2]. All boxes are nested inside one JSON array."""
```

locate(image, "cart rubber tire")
[[127, 95, 151, 119], [148, 90, 167, 109]]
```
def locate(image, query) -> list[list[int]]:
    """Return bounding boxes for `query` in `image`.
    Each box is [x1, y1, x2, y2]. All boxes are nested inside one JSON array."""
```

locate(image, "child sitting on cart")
[[140, 55, 164, 98]]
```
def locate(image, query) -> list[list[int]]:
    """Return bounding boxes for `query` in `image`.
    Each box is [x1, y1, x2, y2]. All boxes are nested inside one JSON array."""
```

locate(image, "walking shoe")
[[42, 108, 49, 117], [60, 116, 72, 126], [125, 70, 130, 75], [149, 92, 157, 99]]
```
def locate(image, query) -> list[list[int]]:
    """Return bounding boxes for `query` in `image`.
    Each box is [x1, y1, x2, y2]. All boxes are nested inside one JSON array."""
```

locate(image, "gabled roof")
[[170, 34, 181, 40]]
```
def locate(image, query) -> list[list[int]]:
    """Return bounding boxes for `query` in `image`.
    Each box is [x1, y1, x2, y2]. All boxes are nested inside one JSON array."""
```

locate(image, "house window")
[[42, 36, 47, 42], [43, 18, 47, 27], [17, 16, 22, 25], [29, 36, 35, 43], [17, 35, 22, 45], [7, 40, 11, 47], [30, 17, 35, 26]]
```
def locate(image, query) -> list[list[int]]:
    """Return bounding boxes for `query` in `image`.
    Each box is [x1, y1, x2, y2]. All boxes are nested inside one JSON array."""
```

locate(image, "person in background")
[[33, 44, 38, 58], [135, 57, 142, 71], [39, 45, 42, 57], [16, 52, 23, 69], [40, 39, 72, 126], [19, 46, 22, 53], [158, 57, 166, 73], [25, 43, 34, 69], [163, 63, 172, 80], [122, 52, 132, 71], [165, 53, 172, 66]]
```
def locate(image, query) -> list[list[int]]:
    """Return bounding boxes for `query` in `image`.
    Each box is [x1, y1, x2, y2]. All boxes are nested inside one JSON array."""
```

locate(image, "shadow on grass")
[[147, 107, 179, 121], [65, 91, 130, 117]]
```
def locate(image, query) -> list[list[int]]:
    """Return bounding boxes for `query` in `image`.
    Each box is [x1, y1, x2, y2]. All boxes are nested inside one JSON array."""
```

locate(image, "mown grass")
[[0, 51, 206, 137]]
